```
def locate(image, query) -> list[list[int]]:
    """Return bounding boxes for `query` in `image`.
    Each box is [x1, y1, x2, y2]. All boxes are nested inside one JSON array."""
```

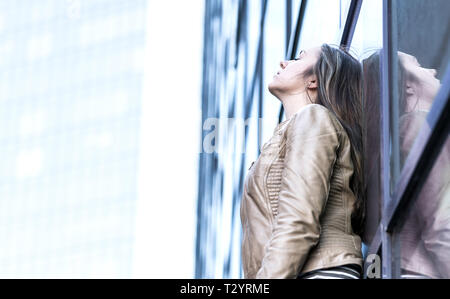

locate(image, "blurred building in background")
[[0, 0, 147, 278], [0, 0, 203, 278], [196, 0, 449, 279]]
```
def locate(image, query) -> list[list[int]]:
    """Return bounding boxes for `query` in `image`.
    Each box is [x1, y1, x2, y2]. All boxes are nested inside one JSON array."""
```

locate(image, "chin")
[[268, 83, 282, 100], [268, 80, 278, 95]]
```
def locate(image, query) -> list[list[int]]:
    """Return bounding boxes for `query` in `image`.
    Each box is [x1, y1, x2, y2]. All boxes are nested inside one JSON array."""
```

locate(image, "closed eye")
[[294, 50, 305, 61]]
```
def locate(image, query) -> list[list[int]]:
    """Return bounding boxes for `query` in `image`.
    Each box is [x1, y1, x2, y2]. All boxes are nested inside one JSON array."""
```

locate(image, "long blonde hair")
[[312, 44, 365, 235]]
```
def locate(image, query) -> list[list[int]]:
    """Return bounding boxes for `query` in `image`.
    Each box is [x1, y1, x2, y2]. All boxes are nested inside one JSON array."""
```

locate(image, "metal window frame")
[[379, 0, 399, 279], [340, 0, 363, 49]]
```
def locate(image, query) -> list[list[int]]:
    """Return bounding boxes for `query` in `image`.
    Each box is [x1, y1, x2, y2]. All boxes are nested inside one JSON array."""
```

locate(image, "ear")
[[406, 84, 415, 96], [307, 79, 318, 89]]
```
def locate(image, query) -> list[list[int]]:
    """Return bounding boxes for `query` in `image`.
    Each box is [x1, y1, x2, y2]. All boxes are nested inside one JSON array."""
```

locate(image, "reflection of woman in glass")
[[240, 44, 365, 279], [363, 51, 450, 279], [398, 52, 440, 114], [397, 52, 450, 279]]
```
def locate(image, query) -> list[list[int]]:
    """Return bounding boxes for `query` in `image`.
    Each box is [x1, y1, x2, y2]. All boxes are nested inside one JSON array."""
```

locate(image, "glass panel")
[[297, 0, 351, 50], [393, 0, 450, 279], [246, 0, 262, 88], [353, 0, 383, 249], [398, 138, 450, 278], [262, 0, 286, 150], [289, 0, 303, 40], [197, 0, 270, 278], [291, 0, 303, 30], [394, 0, 450, 180], [351, 0, 383, 58]]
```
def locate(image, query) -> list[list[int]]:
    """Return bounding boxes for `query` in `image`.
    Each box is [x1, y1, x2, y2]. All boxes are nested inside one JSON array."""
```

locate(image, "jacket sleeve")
[[256, 105, 342, 279]]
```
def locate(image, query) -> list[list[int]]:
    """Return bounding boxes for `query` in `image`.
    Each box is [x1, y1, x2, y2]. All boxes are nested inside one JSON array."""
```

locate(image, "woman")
[[240, 44, 365, 279]]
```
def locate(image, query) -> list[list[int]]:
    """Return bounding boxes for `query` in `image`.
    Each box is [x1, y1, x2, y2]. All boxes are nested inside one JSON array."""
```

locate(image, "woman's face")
[[399, 52, 441, 102], [268, 46, 321, 98]]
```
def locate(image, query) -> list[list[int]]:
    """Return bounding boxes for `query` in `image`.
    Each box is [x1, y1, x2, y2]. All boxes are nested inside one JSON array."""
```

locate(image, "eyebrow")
[[294, 50, 306, 60]]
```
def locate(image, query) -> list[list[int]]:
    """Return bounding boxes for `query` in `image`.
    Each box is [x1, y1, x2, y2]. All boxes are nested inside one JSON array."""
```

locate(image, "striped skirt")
[[401, 269, 432, 279], [297, 264, 362, 279]]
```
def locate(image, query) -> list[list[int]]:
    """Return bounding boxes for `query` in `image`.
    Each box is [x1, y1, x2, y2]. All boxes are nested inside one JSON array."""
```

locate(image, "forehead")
[[399, 52, 416, 63]]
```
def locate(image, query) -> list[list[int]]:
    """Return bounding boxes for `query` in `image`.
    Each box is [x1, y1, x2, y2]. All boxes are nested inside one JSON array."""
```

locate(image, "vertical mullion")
[[286, 0, 308, 60], [257, 0, 268, 155], [286, 0, 292, 52], [380, 0, 392, 279], [340, 0, 363, 49], [390, 2, 401, 190], [381, 0, 400, 279], [388, 0, 401, 278]]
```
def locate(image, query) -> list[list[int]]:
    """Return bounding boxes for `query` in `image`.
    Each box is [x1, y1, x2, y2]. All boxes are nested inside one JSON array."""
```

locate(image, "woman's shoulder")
[[399, 111, 427, 131], [399, 111, 428, 150], [289, 104, 345, 135]]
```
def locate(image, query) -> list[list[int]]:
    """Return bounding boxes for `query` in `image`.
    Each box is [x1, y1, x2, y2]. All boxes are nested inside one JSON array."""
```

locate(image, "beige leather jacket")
[[240, 104, 363, 279]]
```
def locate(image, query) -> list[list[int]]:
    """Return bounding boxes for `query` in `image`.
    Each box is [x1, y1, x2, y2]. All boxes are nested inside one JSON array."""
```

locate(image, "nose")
[[280, 60, 289, 69], [429, 68, 437, 77]]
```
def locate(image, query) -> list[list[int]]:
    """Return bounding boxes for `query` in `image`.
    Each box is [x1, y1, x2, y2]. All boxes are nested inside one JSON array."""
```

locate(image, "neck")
[[405, 98, 432, 113], [279, 92, 313, 120]]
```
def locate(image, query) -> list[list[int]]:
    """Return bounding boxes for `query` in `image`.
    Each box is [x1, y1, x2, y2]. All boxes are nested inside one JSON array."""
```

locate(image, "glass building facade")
[[196, 0, 449, 279]]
